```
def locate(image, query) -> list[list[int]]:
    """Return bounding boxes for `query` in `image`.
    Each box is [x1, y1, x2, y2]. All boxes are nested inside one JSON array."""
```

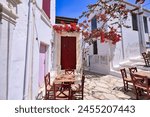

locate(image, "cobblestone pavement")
[[83, 71, 145, 100], [37, 70, 148, 100]]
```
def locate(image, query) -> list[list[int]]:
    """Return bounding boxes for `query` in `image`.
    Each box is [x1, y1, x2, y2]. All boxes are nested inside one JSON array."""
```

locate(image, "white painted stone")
[[0, 0, 56, 99]]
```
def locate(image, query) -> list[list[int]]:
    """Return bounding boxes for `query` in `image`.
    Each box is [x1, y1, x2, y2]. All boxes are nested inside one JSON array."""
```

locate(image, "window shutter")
[[42, 0, 51, 18], [91, 16, 97, 30], [143, 16, 148, 33], [132, 13, 138, 31], [93, 41, 98, 55]]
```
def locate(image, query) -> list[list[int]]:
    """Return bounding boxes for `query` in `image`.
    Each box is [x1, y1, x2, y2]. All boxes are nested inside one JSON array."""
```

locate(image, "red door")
[[61, 36, 76, 69], [39, 44, 47, 87]]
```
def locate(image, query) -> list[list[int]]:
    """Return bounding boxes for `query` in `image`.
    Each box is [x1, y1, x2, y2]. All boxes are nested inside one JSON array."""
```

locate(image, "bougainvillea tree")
[[53, 0, 145, 45], [53, 21, 80, 33], [79, 0, 145, 45]]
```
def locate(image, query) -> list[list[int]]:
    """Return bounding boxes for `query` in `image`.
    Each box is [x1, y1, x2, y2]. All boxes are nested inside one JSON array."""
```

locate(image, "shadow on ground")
[[84, 70, 147, 100]]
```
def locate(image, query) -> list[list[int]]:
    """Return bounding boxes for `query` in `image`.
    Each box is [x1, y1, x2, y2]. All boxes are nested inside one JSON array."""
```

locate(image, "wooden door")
[[39, 44, 47, 86], [61, 36, 76, 69]]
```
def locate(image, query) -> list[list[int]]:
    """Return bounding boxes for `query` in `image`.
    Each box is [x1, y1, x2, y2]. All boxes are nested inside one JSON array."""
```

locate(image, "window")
[[143, 16, 148, 33], [42, 0, 51, 18], [132, 13, 138, 31], [91, 16, 97, 30], [93, 41, 98, 55]]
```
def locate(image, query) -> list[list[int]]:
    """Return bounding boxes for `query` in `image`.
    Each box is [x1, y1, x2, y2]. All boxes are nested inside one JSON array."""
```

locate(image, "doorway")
[[61, 36, 76, 70], [39, 43, 47, 87]]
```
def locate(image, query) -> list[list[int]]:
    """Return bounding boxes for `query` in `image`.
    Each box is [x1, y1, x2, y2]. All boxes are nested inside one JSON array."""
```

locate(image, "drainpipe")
[[120, 26, 125, 60], [23, 0, 31, 100], [6, 22, 10, 100], [119, 15, 125, 60], [138, 3, 146, 53]]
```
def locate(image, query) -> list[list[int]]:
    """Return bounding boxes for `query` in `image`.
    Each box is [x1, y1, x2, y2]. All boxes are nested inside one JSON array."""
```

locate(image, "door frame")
[[54, 32, 82, 74], [39, 42, 49, 86]]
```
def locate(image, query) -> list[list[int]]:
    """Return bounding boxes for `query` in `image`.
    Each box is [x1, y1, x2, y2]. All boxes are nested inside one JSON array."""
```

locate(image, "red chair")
[[131, 73, 150, 99], [120, 68, 132, 91], [129, 67, 145, 83], [142, 52, 150, 67], [53, 83, 71, 100], [65, 69, 75, 75], [44, 72, 54, 100], [71, 75, 85, 100], [129, 67, 138, 74]]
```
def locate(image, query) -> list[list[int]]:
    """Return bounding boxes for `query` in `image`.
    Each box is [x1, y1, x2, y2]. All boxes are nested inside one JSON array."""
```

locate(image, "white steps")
[[110, 57, 150, 77]]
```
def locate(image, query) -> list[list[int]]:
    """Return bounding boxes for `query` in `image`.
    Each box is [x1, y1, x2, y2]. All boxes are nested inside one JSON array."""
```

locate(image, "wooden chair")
[[71, 75, 85, 100], [142, 52, 150, 67], [53, 83, 71, 100], [129, 67, 138, 74], [130, 73, 150, 99], [65, 69, 75, 75], [147, 51, 150, 61], [129, 67, 144, 84], [120, 68, 132, 91], [44, 72, 54, 100]]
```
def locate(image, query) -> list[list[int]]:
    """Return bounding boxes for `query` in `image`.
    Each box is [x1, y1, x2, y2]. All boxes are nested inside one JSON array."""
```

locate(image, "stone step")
[[112, 60, 150, 77], [136, 65, 150, 71], [119, 61, 135, 68], [119, 60, 150, 71], [129, 56, 144, 62]]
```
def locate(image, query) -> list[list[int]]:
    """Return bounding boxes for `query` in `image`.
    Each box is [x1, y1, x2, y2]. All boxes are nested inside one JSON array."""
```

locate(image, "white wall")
[[86, 1, 150, 74], [6, 0, 56, 99], [8, 1, 30, 99], [31, 0, 55, 99], [143, 11, 150, 43], [0, 1, 18, 99], [88, 41, 110, 74], [111, 7, 150, 67], [0, 20, 10, 99]]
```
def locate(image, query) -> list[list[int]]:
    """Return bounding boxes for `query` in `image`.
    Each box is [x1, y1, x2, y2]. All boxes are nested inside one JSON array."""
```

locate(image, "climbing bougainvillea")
[[53, 21, 80, 33], [79, 0, 145, 45], [53, 0, 145, 45]]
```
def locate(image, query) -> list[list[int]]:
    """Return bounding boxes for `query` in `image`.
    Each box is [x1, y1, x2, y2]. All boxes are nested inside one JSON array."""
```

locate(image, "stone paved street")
[[37, 70, 149, 100], [83, 71, 141, 100]]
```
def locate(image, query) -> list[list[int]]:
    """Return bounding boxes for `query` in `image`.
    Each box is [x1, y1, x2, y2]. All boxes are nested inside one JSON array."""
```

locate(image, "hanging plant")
[[53, 22, 80, 33]]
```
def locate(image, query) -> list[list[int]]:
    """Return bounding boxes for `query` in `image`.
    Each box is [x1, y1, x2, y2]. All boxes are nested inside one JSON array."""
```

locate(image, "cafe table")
[[133, 71, 150, 79], [54, 74, 76, 84], [133, 71, 150, 85]]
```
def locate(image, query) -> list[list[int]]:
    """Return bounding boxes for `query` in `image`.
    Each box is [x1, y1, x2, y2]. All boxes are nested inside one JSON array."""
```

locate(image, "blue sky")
[[56, 0, 150, 22]]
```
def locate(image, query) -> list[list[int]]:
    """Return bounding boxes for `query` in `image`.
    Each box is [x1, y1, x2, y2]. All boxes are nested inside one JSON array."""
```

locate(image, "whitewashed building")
[[85, 1, 150, 74], [0, 0, 56, 100]]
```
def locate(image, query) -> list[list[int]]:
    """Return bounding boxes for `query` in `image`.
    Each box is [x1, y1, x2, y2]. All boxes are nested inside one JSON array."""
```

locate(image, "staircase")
[[110, 56, 150, 77]]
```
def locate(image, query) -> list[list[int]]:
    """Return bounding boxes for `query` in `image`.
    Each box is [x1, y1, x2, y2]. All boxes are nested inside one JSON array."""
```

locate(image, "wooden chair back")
[[129, 67, 138, 74], [120, 68, 127, 80], [44, 72, 50, 87], [53, 83, 71, 100], [142, 52, 150, 67], [142, 52, 148, 58], [120, 68, 132, 91], [65, 69, 75, 75], [71, 75, 85, 100], [81, 75, 85, 99], [44, 72, 53, 99]]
